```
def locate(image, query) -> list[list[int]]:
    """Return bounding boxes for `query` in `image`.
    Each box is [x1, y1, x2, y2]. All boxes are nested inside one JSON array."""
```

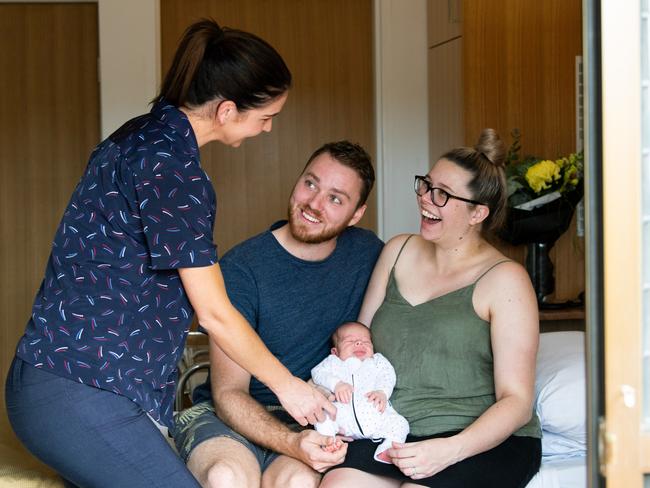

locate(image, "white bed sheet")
[[525, 456, 586, 488]]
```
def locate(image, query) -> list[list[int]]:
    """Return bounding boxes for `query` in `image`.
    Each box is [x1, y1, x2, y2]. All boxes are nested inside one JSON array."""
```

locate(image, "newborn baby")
[[311, 321, 409, 463]]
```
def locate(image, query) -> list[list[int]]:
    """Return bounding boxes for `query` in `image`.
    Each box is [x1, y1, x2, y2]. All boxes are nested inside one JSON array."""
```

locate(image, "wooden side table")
[[539, 307, 585, 332]]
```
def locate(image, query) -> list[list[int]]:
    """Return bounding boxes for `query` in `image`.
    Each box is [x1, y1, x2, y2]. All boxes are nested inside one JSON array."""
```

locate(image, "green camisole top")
[[371, 242, 541, 439]]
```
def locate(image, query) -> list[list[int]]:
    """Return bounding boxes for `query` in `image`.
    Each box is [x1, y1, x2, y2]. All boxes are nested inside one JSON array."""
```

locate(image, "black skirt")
[[327, 430, 541, 488]]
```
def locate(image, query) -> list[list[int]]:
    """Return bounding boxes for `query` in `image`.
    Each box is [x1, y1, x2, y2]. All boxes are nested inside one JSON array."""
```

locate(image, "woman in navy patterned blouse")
[[5, 19, 335, 488]]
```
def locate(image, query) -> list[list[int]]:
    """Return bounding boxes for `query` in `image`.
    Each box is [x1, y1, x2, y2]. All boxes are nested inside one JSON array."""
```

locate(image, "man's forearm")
[[214, 388, 349, 473], [214, 390, 300, 457]]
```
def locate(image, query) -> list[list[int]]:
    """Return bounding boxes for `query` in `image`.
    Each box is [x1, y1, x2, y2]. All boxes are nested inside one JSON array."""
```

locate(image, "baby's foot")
[[321, 439, 343, 453], [376, 449, 392, 463]]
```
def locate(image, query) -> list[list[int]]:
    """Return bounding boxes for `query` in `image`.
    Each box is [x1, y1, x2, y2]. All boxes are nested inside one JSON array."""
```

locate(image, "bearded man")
[[171, 141, 383, 488]]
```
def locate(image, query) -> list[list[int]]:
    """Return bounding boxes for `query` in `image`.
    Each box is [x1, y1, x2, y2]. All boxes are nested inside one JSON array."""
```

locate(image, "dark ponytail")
[[158, 19, 291, 110]]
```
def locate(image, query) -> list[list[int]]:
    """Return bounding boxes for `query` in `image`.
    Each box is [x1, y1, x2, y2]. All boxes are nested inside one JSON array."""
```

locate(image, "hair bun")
[[475, 128, 506, 167]]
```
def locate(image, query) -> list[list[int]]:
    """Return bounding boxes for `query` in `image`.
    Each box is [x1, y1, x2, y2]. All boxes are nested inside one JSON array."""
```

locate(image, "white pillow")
[[535, 331, 586, 458]]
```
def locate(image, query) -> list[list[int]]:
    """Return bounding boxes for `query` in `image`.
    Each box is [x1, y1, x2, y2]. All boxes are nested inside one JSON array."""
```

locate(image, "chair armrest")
[[175, 361, 210, 412]]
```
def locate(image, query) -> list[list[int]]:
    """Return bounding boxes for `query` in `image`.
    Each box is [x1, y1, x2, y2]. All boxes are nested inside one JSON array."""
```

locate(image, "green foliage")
[[505, 129, 583, 208]]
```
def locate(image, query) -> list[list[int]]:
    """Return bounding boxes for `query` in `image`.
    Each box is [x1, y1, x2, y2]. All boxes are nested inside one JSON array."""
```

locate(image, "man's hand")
[[308, 379, 335, 402], [274, 376, 337, 426], [334, 381, 354, 404], [366, 390, 387, 412], [290, 430, 348, 473]]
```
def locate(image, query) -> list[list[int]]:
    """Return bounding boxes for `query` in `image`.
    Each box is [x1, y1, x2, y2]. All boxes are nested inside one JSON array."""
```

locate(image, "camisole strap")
[[474, 259, 512, 284], [391, 234, 415, 271]]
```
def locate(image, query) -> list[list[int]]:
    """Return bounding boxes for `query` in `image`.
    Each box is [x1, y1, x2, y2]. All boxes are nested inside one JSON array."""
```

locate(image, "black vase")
[[500, 195, 579, 306], [526, 242, 556, 304]]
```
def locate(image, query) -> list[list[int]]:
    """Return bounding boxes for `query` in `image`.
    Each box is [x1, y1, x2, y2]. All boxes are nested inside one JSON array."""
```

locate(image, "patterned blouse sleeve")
[[133, 152, 217, 270]]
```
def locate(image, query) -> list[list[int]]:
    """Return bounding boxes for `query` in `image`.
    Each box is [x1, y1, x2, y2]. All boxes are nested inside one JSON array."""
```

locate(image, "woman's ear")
[[469, 204, 490, 226], [216, 100, 237, 125]]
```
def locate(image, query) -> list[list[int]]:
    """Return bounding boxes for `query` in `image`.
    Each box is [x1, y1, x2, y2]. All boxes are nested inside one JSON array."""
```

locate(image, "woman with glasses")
[[321, 129, 541, 488], [5, 18, 334, 488]]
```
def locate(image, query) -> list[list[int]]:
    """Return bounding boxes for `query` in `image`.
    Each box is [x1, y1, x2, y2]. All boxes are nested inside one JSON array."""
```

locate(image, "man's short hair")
[[304, 141, 375, 208]]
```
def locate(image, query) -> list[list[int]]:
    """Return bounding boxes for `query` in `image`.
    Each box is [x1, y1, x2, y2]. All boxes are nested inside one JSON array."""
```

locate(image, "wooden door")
[[428, 0, 464, 163], [0, 2, 99, 473], [160, 0, 376, 253], [462, 0, 584, 303]]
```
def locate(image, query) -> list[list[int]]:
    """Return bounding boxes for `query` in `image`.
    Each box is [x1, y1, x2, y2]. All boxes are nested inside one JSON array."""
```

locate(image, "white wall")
[[97, 0, 160, 137], [374, 0, 429, 239]]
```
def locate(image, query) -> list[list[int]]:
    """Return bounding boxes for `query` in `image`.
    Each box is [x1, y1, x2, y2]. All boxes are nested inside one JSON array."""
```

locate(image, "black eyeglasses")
[[414, 175, 486, 207]]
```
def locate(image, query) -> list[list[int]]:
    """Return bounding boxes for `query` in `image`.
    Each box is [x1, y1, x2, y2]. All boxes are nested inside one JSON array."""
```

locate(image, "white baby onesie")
[[311, 353, 409, 463]]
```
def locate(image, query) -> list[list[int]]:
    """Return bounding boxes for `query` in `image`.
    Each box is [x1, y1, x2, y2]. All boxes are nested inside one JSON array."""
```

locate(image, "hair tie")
[[206, 22, 225, 46], [206, 26, 225, 53]]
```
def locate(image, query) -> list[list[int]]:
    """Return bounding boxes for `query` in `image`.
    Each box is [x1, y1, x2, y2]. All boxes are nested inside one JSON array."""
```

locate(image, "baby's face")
[[333, 324, 374, 360]]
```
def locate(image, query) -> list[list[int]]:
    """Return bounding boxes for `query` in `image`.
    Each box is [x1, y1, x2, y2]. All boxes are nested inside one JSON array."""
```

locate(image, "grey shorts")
[[171, 401, 303, 472]]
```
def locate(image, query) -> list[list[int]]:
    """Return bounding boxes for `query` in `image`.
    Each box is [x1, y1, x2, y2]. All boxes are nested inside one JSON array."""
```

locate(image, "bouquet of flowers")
[[500, 130, 583, 246]]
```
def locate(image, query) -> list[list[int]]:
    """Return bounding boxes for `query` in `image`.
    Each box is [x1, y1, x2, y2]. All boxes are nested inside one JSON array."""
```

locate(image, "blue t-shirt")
[[15, 99, 217, 427], [192, 221, 384, 406]]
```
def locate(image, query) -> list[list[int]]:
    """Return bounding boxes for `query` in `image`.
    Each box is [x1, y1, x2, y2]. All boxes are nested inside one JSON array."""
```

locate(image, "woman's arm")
[[388, 261, 539, 480], [358, 234, 412, 326], [179, 264, 336, 426]]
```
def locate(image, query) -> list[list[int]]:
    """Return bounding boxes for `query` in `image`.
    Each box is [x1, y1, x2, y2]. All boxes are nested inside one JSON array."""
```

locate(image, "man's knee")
[[283, 470, 320, 488], [205, 458, 257, 488], [187, 437, 260, 488], [264, 469, 320, 488], [262, 457, 320, 488]]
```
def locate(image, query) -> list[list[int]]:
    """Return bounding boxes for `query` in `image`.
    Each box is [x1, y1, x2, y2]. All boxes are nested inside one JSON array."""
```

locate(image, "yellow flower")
[[525, 160, 561, 193]]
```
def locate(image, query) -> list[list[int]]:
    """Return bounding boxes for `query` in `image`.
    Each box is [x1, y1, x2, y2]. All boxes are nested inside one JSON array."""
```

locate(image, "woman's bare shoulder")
[[378, 233, 417, 260]]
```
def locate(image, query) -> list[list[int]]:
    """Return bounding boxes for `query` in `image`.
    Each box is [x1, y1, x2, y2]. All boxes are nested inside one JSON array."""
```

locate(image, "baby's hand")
[[334, 382, 354, 403], [366, 390, 387, 412]]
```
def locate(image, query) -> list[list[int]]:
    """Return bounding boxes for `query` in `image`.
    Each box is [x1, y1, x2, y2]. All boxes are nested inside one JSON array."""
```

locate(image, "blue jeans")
[[5, 356, 200, 488]]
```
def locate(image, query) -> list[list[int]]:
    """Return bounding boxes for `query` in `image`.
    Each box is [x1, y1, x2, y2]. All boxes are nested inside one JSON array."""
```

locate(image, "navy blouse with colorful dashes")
[[15, 99, 217, 427]]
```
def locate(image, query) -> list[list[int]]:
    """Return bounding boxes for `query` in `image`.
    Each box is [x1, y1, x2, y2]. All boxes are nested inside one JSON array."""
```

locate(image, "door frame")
[[583, 0, 605, 485], [600, 0, 649, 485]]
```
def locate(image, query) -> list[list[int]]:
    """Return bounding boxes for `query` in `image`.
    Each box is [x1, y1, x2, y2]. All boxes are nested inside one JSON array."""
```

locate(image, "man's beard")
[[287, 204, 349, 244]]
